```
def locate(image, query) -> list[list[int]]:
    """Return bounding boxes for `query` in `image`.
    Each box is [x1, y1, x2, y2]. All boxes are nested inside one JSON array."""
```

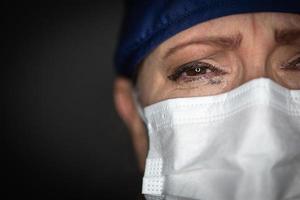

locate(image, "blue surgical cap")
[[114, 0, 300, 78]]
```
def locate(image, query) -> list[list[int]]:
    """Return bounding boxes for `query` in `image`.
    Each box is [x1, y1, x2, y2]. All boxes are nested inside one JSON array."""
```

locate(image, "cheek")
[[273, 70, 300, 89], [139, 72, 242, 106], [137, 68, 167, 106]]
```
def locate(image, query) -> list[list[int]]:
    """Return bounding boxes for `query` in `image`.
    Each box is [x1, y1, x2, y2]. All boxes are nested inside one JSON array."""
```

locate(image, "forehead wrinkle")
[[163, 33, 243, 59]]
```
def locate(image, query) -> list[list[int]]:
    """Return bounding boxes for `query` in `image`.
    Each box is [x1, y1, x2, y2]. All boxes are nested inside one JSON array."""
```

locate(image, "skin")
[[114, 13, 300, 171]]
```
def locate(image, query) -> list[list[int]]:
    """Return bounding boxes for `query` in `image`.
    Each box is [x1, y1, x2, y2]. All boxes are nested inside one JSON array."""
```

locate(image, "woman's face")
[[136, 13, 300, 106], [114, 12, 300, 170]]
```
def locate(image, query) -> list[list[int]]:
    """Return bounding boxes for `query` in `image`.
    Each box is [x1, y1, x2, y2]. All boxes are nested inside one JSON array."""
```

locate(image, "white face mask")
[[139, 78, 300, 200]]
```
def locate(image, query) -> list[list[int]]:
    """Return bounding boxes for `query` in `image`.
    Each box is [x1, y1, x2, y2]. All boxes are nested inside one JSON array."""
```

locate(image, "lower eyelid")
[[178, 72, 227, 84], [176, 79, 227, 91]]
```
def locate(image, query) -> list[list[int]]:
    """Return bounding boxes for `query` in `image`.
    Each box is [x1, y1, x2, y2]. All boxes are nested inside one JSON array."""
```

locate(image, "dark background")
[[3, 1, 142, 199]]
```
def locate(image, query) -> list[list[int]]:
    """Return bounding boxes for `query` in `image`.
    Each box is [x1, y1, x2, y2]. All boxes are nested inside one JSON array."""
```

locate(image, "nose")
[[236, 13, 275, 86], [238, 36, 272, 85], [241, 62, 268, 85], [237, 49, 270, 86]]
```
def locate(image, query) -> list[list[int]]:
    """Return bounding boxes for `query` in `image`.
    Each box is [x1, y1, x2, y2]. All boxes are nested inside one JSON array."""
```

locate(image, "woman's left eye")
[[168, 61, 227, 82], [281, 56, 300, 71]]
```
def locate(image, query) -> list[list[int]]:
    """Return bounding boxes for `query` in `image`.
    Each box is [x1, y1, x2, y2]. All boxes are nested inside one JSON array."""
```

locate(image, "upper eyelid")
[[162, 45, 226, 72], [281, 54, 300, 67], [163, 33, 243, 59]]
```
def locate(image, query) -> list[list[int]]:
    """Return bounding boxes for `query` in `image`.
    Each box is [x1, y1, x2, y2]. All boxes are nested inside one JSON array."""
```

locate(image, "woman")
[[114, 1, 300, 199]]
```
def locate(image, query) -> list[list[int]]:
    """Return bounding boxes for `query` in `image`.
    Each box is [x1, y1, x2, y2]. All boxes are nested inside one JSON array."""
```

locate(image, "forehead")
[[154, 13, 300, 54]]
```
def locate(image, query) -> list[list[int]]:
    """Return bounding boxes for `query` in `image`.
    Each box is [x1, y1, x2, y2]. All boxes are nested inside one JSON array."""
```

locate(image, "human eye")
[[167, 60, 228, 84], [273, 52, 300, 89], [280, 55, 300, 71]]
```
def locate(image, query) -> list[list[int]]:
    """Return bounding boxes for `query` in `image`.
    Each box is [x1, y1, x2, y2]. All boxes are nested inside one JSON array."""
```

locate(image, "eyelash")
[[167, 61, 227, 82], [281, 56, 300, 70], [167, 55, 300, 84]]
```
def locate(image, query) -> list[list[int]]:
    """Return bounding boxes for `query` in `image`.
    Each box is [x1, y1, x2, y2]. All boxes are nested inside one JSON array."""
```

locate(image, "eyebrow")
[[275, 28, 300, 45], [163, 33, 243, 59], [163, 29, 300, 59]]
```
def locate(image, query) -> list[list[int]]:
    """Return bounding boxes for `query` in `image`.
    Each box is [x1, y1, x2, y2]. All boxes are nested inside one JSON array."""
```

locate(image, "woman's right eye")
[[167, 61, 227, 83]]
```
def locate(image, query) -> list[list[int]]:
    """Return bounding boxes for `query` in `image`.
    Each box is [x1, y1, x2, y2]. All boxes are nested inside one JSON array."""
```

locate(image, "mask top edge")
[[144, 78, 300, 116]]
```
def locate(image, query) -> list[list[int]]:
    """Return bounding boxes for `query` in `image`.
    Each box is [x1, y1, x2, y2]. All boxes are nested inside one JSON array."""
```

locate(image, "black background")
[[3, 1, 142, 199]]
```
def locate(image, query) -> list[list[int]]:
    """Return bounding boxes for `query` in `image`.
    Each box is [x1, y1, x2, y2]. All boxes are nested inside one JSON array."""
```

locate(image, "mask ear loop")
[[132, 89, 147, 123]]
